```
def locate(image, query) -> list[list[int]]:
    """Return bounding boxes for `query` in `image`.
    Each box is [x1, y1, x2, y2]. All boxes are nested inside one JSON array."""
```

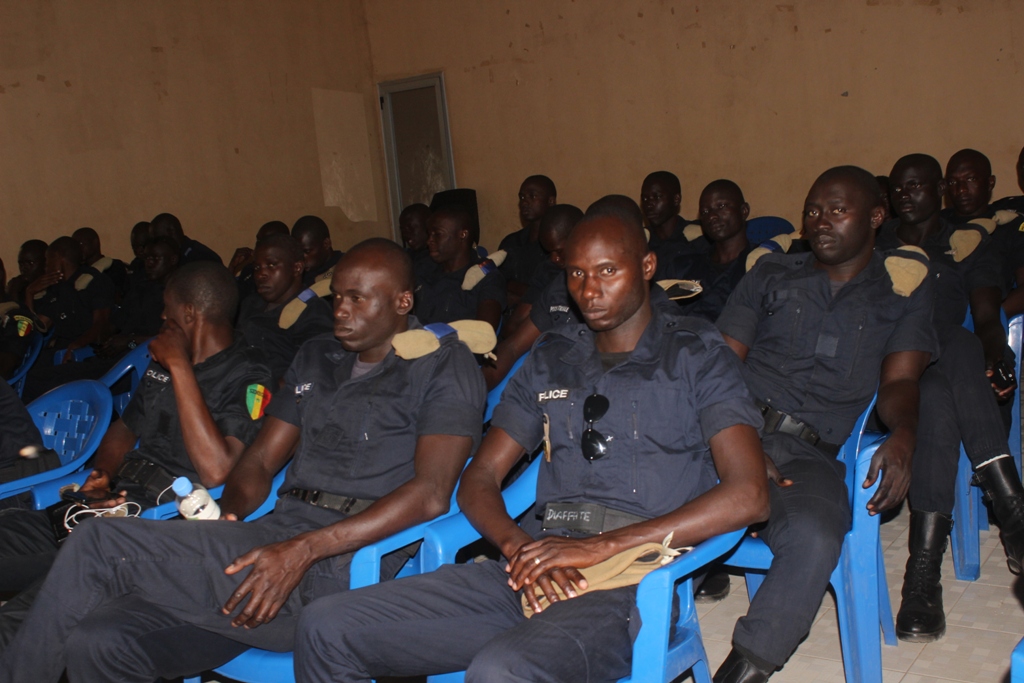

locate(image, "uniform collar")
[[555, 304, 680, 367], [793, 250, 886, 286], [323, 315, 426, 377]]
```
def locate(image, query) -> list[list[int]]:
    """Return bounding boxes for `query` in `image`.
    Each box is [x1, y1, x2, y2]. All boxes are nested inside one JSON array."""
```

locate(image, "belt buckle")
[[307, 491, 321, 505]]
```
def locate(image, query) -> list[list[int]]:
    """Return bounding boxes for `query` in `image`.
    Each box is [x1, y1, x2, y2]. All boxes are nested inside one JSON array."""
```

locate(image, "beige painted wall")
[[364, 0, 1024, 249], [0, 0, 390, 271]]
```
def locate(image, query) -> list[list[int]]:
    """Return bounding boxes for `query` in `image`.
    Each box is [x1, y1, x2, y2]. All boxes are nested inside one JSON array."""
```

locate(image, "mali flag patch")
[[246, 384, 271, 420], [13, 316, 33, 337]]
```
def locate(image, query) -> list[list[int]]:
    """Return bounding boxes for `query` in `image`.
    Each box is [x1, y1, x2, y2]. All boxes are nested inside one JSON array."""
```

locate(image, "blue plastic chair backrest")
[[746, 216, 795, 245], [99, 341, 152, 414], [27, 380, 114, 466], [8, 330, 44, 396]]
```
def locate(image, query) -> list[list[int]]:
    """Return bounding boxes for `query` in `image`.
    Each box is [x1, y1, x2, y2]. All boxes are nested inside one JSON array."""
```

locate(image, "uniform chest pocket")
[[759, 289, 806, 367]]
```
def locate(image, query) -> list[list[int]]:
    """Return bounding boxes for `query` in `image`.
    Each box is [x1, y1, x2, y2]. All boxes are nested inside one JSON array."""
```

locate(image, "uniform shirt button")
[[667, 321, 677, 328], [578, 330, 585, 336], [826, 427, 833, 434]]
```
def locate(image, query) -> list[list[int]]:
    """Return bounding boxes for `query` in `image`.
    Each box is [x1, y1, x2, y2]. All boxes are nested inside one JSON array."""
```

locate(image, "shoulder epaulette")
[[278, 287, 320, 329], [656, 279, 702, 301], [0, 302, 18, 319], [315, 266, 335, 283], [746, 232, 797, 272], [93, 255, 114, 273], [992, 209, 1023, 227], [308, 279, 332, 298], [884, 245, 929, 296], [74, 273, 94, 291], [392, 320, 497, 360], [683, 223, 703, 242], [967, 218, 997, 235], [462, 250, 506, 291], [949, 223, 986, 262]]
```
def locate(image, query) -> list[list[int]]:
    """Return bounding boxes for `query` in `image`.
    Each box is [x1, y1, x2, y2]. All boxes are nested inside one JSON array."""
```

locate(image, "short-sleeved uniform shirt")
[[498, 230, 546, 287], [414, 256, 507, 325], [876, 218, 1003, 328], [665, 246, 753, 322], [119, 338, 272, 491], [0, 301, 34, 365], [123, 258, 147, 297], [409, 249, 438, 282], [521, 260, 562, 307], [649, 217, 706, 280], [34, 267, 116, 347], [717, 251, 938, 445], [236, 289, 334, 385], [493, 305, 763, 540], [268, 322, 486, 504], [941, 206, 1024, 296], [302, 250, 343, 288], [92, 256, 129, 295], [114, 278, 165, 338], [179, 237, 223, 266], [529, 272, 581, 333]]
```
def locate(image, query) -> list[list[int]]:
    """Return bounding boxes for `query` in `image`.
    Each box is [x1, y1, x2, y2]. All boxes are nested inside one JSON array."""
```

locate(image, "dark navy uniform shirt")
[[236, 290, 334, 385], [268, 321, 486, 503], [493, 305, 762, 540], [941, 206, 1024, 296], [302, 250, 343, 288], [650, 217, 707, 280], [414, 256, 507, 325], [529, 272, 580, 333], [0, 301, 34, 367], [120, 338, 272, 490], [34, 267, 116, 347], [665, 245, 753, 322], [876, 218, 1003, 328], [717, 251, 938, 445], [0, 376, 42, 468], [114, 278, 165, 338], [91, 256, 129, 295], [499, 238, 546, 287], [179, 237, 223, 266]]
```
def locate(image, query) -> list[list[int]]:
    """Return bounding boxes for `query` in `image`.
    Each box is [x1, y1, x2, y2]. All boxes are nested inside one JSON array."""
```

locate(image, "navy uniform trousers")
[[911, 324, 1011, 514], [730, 434, 851, 669], [0, 501, 410, 683]]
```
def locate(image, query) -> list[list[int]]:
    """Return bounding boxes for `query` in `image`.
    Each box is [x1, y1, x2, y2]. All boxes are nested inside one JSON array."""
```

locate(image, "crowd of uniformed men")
[[0, 146, 1023, 682]]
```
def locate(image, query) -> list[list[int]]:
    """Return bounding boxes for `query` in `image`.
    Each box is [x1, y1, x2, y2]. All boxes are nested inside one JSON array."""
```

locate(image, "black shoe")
[[713, 648, 774, 683], [974, 456, 1024, 574], [895, 510, 952, 643], [696, 570, 731, 603]]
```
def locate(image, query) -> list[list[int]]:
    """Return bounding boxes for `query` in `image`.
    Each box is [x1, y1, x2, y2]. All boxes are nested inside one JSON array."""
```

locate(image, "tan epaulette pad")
[[967, 218, 997, 235], [949, 225, 985, 262], [278, 287, 321, 330], [94, 255, 114, 273], [656, 279, 703, 301], [884, 245, 929, 297], [74, 273, 94, 291], [392, 319, 497, 360], [745, 232, 797, 272], [462, 250, 507, 291], [993, 209, 1022, 226], [683, 223, 704, 242], [0, 302, 18, 319], [307, 279, 332, 298]]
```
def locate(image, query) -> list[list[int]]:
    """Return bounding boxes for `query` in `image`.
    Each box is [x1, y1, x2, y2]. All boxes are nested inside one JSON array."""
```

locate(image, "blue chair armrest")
[[52, 347, 95, 365], [350, 514, 457, 589], [31, 470, 92, 509], [640, 528, 747, 590]]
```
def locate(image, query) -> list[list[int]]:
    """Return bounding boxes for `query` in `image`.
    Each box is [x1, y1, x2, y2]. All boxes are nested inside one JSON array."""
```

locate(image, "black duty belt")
[[540, 502, 648, 535], [755, 400, 841, 457], [284, 488, 376, 515], [114, 458, 178, 500]]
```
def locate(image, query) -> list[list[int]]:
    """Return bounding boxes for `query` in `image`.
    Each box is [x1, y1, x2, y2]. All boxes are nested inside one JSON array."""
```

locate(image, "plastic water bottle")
[[172, 477, 221, 520]]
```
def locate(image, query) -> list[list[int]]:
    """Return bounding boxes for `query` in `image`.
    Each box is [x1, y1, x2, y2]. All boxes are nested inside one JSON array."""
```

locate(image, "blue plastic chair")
[[950, 312, 1022, 581], [719, 396, 896, 683], [0, 380, 113, 501], [51, 346, 96, 365], [182, 353, 533, 683], [7, 330, 44, 396], [746, 216, 795, 245], [1013, 635, 1024, 682], [98, 341, 152, 415]]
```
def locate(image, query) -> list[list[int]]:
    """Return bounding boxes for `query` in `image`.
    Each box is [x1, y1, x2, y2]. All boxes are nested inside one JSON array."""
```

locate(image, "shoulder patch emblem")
[[74, 273, 94, 291], [247, 384, 272, 420], [884, 245, 929, 297], [13, 315, 33, 337]]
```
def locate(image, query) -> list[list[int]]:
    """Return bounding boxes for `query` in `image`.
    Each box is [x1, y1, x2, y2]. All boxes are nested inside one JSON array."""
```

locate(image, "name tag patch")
[[537, 389, 569, 402], [295, 382, 314, 396], [549, 305, 570, 314], [145, 368, 170, 383], [542, 502, 605, 534]]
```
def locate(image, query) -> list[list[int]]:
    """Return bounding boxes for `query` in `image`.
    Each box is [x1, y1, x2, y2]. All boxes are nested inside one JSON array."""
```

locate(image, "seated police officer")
[[150, 212, 222, 266], [290, 197, 770, 682], [642, 170, 703, 273], [0, 257, 35, 380], [0, 239, 485, 683], [6, 240, 47, 308], [22, 236, 116, 401], [0, 261, 272, 649], [0, 375, 47, 484], [398, 203, 435, 280], [292, 215, 343, 288], [122, 221, 152, 297], [497, 175, 557, 305], [712, 166, 936, 681], [880, 154, 1024, 642], [415, 205, 507, 332], [235, 234, 333, 386], [232, 220, 290, 302], [993, 144, 1024, 215], [663, 179, 752, 322]]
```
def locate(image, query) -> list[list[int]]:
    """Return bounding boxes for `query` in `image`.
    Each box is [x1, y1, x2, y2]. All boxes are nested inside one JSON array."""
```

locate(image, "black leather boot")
[[713, 648, 774, 683], [974, 456, 1024, 574], [895, 510, 952, 643], [696, 569, 731, 603]]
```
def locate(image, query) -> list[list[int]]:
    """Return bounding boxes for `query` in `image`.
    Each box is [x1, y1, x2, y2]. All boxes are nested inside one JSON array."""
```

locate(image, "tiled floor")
[[694, 505, 1024, 683]]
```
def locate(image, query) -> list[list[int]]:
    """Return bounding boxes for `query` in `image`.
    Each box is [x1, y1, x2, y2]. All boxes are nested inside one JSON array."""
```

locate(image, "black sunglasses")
[[581, 393, 611, 461]]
